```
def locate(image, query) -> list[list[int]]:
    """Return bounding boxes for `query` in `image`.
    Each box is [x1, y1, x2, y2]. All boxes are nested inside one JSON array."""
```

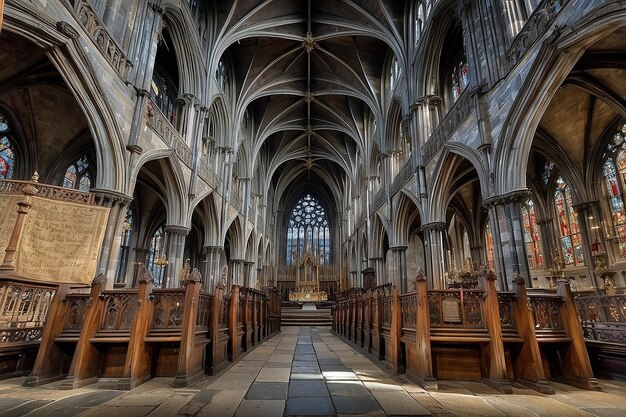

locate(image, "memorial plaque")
[[442, 296, 462, 323], [6, 196, 109, 285]]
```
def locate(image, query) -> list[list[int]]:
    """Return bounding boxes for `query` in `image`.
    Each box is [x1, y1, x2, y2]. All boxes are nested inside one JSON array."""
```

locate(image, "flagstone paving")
[[1, 326, 625, 417]]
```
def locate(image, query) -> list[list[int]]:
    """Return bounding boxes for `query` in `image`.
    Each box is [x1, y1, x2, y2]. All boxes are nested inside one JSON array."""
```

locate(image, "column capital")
[[420, 221, 447, 232], [482, 189, 531, 207], [389, 245, 408, 252], [164, 225, 190, 236], [92, 189, 133, 208]]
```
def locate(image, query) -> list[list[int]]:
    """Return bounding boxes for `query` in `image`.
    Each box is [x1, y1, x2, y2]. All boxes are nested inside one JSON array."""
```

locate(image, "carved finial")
[[416, 270, 427, 283], [138, 264, 154, 283], [512, 271, 525, 286], [31, 172, 39, 183], [188, 268, 202, 283], [484, 268, 497, 281], [179, 258, 191, 283], [92, 273, 106, 285]]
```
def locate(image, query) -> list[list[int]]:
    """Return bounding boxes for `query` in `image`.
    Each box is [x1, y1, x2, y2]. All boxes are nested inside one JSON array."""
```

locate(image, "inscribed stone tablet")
[[442, 296, 461, 323]]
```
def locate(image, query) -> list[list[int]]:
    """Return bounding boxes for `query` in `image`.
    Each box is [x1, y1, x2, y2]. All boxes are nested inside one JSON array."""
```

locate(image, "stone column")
[[93, 191, 132, 289], [202, 245, 223, 292], [420, 222, 447, 289], [536, 217, 556, 271], [243, 261, 255, 288], [163, 225, 190, 288], [370, 257, 385, 286], [483, 190, 532, 291], [229, 258, 244, 286], [389, 246, 408, 293]]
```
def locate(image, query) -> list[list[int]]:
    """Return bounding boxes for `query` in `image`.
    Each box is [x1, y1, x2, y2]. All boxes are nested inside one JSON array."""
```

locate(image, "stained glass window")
[[63, 156, 92, 192], [151, 71, 178, 125], [146, 226, 165, 288], [286, 194, 331, 265], [414, 2, 424, 45], [0, 113, 15, 179], [115, 209, 133, 284], [451, 54, 469, 102], [554, 176, 584, 265], [521, 199, 543, 269], [603, 122, 626, 257], [484, 221, 495, 269]]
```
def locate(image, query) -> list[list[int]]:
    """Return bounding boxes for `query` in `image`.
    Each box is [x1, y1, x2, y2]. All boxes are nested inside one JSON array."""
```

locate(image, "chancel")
[[0, 1, 626, 416]]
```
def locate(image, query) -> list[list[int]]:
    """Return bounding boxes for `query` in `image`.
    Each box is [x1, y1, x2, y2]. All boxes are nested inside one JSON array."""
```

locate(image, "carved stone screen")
[[0, 195, 109, 285]]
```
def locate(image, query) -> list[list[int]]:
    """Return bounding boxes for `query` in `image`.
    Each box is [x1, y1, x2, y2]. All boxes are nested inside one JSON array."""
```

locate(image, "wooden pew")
[[0, 279, 58, 381], [209, 283, 230, 374]]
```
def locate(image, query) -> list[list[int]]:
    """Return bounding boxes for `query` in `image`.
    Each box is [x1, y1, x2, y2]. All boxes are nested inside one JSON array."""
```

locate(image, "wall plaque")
[[0, 195, 109, 285], [442, 296, 462, 323]]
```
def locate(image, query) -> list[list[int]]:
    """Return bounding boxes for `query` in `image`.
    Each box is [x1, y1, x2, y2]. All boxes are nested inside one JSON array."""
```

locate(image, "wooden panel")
[[100, 344, 127, 378], [153, 346, 179, 377], [432, 346, 482, 381]]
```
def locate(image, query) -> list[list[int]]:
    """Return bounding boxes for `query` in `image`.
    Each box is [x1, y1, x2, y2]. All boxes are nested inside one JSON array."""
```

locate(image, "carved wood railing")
[[390, 161, 415, 196], [496, 292, 519, 339], [527, 292, 567, 341], [73, 0, 132, 80], [427, 289, 485, 329], [59, 293, 91, 338], [196, 293, 212, 332], [574, 294, 626, 343], [99, 290, 138, 332], [400, 292, 418, 330], [198, 158, 223, 191], [151, 289, 185, 330], [0, 281, 56, 345], [0, 179, 95, 205]]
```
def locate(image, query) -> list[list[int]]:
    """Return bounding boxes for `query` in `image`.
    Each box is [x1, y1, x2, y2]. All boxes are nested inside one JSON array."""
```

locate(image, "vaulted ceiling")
[[211, 0, 407, 209]]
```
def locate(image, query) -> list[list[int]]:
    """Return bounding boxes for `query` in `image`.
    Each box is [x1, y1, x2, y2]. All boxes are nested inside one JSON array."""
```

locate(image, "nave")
[[0, 326, 625, 417]]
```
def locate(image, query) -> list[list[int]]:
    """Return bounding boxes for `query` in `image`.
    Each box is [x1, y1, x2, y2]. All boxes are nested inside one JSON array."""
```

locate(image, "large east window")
[[602, 121, 626, 256], [286, 194, 331, 265]]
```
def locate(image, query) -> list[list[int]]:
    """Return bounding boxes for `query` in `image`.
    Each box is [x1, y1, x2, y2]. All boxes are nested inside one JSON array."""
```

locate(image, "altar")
[[288, 249, 328, 302]]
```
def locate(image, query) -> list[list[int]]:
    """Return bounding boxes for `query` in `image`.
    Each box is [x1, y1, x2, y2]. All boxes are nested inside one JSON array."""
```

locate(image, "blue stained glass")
[[0, 136, 14, 179]]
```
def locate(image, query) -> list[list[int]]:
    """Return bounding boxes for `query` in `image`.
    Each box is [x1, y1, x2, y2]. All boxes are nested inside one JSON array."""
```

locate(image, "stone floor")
[[1, 326, 626, 417]]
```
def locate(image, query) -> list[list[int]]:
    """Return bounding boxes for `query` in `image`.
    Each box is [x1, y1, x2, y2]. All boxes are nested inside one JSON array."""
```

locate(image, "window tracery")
[[151, 70, 178, 125], [602, 122, 626, 256], [286, 194, 331, 265], [450, 54, 469, 102], [63, 156, 92, 192], [146, 225, 165, 288], [115, 209, 133, 284], [554, 176, 584, 265]]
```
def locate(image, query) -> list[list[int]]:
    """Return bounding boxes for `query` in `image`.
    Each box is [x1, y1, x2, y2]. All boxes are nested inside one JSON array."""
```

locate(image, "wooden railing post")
[[228, 286, 241, 361], [120, 267, 154, 389], [415, 272, 435, 388], [479, 270, 512, 393], [24, 284, 69, 386], [388, 286, 403, 373], [209, 282, 228, 374], [556, 278, 600, 391], [174, 269, 205, 387], [61, 274, 106, 389], [512, 275, 554, 394], [371, 290, 383, 360]]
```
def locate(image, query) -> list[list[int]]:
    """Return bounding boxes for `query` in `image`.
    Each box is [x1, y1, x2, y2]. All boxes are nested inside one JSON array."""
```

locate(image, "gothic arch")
[[493, 5, 626, 196]]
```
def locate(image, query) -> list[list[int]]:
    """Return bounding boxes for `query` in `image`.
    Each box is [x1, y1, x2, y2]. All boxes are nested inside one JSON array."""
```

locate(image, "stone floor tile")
[[322, 371, 360, 381], [409, 393, 448, 414], [290, 373, 324, 380], [233, 399, 285, 417], [429, 392, 508, 417], [255, 367, 291, 382], [288, 379, 329, 397], [370, 390, 431, 416], [286, 396, 335, 416], [327, 380, 371, 396], [331, 395, 382, 414], [194, 389, 247, 417], [245, 382, 288, 400]]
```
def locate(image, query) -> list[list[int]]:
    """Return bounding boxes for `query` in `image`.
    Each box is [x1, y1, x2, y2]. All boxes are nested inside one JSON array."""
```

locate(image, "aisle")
[[1, 326, 626, 417]]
